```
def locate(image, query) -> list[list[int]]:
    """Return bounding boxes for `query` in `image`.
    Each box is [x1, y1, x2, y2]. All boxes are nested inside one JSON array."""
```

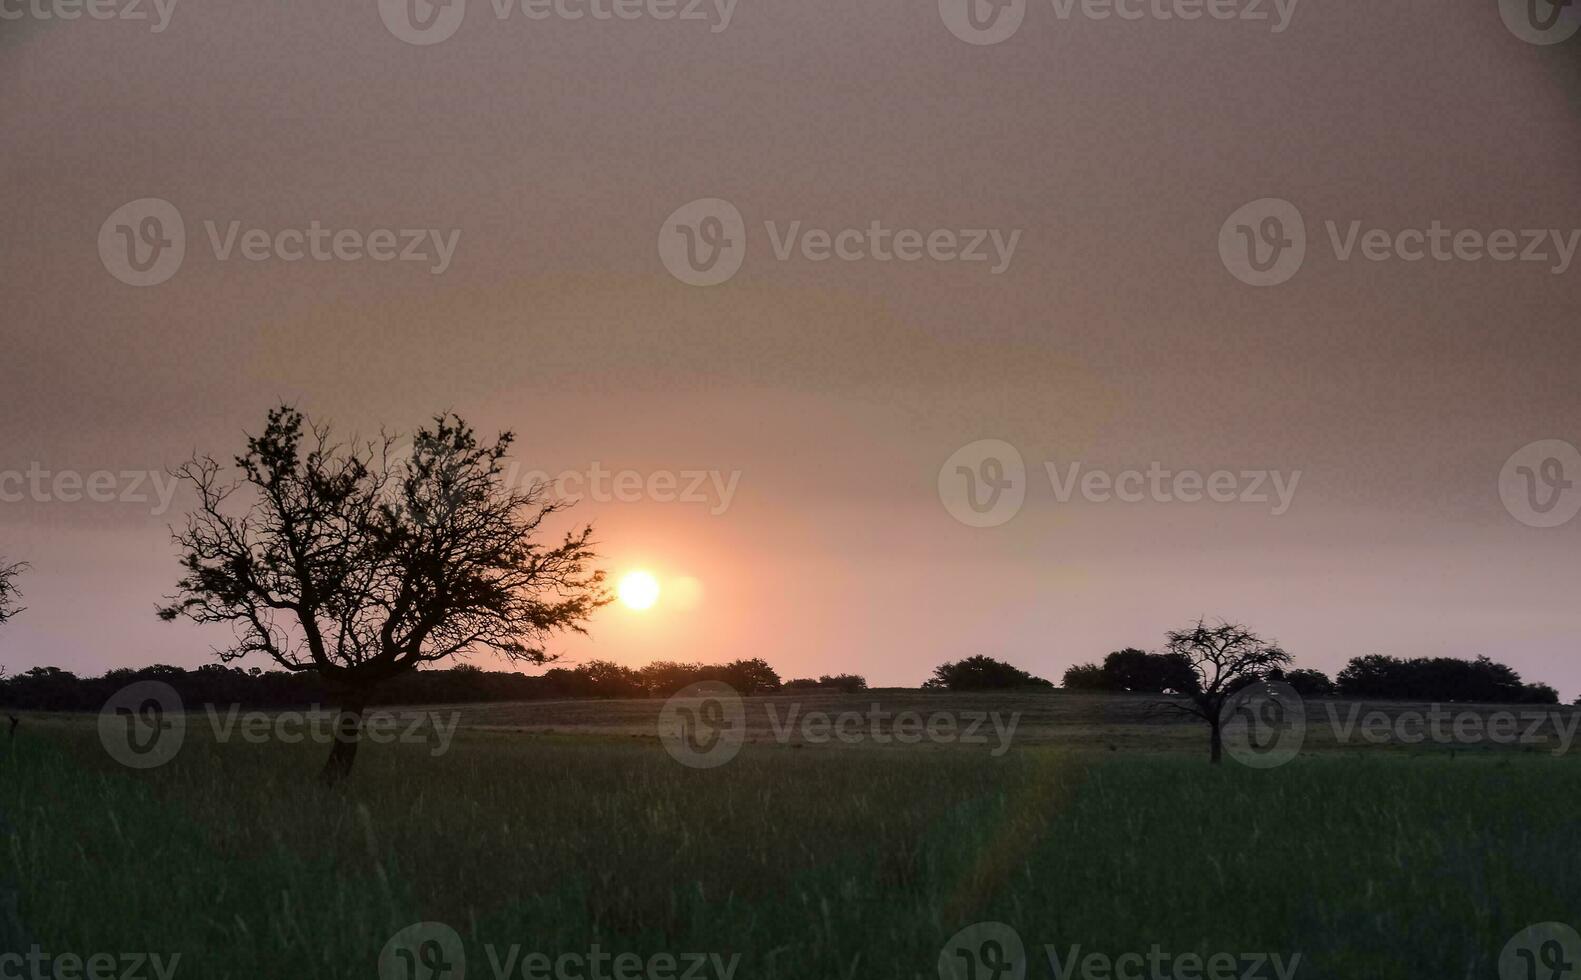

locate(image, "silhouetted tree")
[[1062, 649, 1195, 693], [1282, 667, 1335, 698], [720, 658, 782, 695], [1335, 653, 1553, 703], [923, 655, 1052, 691], [815, 673, 868, 693], [158, 405, 608, 783], [1154, 620, 1293, 764], [1061, 662, 1108, 690], [0, 558, 24, 630]]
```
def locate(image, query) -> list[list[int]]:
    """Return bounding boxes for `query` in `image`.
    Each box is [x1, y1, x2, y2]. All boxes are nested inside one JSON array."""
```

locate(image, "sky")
[[1, 0, 1579, 692]]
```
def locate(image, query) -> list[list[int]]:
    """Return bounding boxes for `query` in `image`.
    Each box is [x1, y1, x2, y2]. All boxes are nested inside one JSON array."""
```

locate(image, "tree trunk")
[[319, 689, 368, 786], [1209, 718, 1223, 764]]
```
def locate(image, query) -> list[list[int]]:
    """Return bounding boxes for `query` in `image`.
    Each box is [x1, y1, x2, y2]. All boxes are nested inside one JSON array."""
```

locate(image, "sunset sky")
[[2, 2, 1579, 691]]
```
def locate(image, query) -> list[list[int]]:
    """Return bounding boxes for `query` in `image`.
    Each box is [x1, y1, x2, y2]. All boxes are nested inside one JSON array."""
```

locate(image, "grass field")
[[1, 695, 1578, 979]]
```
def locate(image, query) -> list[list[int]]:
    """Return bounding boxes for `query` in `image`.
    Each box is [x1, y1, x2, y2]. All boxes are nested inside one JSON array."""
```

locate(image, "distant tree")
[[0, 558, 25, 630], [1282, 668, 1335, 698], [1154, 620, 1293, 764], [1523, 682, 1560, 705], [783, 674, 867, 693], [923, 655, 1052, 691], [816, 673, 867, 693], [158, 405, 608, 783], [1100, 648, 1197, 693], [577, 660, 646, 698], [720, 658, 782, 695], [1061, 650, 1195, 693], [1334, 654, 1407, 699], [1335, 653, 1553, 704], [1061, 662, 1110, 691], [638, 661, 704, 697]]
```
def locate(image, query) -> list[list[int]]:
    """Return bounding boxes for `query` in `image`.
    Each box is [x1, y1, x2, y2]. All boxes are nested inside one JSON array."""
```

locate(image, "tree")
[[159, 405, 608, 783], [1334, 653, 1554, 703], [720, 658, 782, 695], [1282, 668, 1335, 698], [1061, 649, 1195, 693], [1102, 648, 1196, 693], [922, 655, 1052, 691], [1154, 620, 1292, 764], [1061, 662, 1109, 690], [0, 558, 24, 629]]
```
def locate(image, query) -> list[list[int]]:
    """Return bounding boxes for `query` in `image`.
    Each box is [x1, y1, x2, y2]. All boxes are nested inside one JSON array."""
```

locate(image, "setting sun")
[[618, 571, 661, 610]]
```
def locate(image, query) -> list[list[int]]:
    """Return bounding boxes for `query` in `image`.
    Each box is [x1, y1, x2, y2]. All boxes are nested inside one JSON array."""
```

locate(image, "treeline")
[[0, 650, 1562, 712], [1063, 649, 1559, 705], [0, 659, 871, 712]]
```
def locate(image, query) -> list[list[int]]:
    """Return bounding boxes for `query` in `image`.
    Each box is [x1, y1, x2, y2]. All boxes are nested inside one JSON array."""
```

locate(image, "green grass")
[[1, 719, 1577, 978]]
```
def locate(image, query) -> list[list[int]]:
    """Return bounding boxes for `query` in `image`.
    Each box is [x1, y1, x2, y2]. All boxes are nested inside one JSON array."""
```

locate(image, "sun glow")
[[618, 570, 661, 610]]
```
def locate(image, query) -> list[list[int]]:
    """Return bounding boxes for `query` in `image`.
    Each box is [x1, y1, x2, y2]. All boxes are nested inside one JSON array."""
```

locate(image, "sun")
[[618, 570, 661, 611]]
